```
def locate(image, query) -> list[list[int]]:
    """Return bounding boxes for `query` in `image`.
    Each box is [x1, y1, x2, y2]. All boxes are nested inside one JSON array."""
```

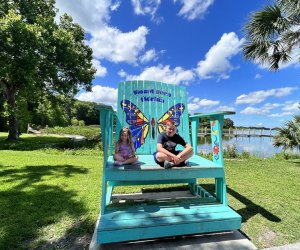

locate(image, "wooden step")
[[97, 201, 241, 244]]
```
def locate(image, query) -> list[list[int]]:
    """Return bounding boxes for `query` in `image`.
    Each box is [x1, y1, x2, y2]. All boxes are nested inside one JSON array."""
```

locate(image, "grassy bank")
[[0, 133, 299, 249]]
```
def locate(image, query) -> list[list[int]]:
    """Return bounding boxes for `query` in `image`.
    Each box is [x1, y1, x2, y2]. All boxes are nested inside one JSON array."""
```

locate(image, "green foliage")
[[243, 0, 300, 70], [223, 144, 239, 158], [273, 115, 300, 151], [43, 126, 101, 142], [0, 1, 96, 139], [199, 117, 234, 129]]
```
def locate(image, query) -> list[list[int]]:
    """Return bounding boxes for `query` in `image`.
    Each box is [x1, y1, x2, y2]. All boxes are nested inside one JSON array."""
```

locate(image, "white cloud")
[[76, 85, 118, 109], [139, 49, 158, 63], [269, 112, 294, 117], [198, 98, 219, 106], [131, 0, 162, 22], [240, 107, 266, 115], [88, 26, 149, 64], [55, 0, 110, 33], [236, 87, 297, 105], [188, 97, 220, 113], [241, 102, 282, 115], [188, 103, 200, 112], [282, 101, 300, 112], [92, 59, 107, 77], [196, 32, 244, 80], [56, 0, 150, 66], [255, 74, 262, 79], [111, 1, 121, 11], [218, 105, 235, 112], [174, 0, 214, 20], [120, 64, 195, 85]]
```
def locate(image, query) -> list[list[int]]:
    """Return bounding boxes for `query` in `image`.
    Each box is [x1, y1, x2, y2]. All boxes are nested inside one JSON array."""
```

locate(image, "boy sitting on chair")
[[153, 121, 193, 169]]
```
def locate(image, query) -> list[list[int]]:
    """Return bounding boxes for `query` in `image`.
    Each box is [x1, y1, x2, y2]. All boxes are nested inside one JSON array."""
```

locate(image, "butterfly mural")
[[120, 99, 185, 150]]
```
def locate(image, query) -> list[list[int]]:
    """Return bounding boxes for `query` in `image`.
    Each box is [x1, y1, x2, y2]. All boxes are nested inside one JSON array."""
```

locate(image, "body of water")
[[197, 135, 282, 158]]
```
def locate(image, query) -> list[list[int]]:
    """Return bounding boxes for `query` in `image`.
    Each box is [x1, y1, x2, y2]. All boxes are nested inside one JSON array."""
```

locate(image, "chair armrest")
[[189, 111, 235, 120], [189, 111, 235, 166], [96, 104, 116, 163]]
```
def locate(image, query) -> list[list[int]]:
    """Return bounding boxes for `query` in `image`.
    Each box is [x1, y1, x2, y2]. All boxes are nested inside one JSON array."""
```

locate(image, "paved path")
[[90, 227, 257, 250]]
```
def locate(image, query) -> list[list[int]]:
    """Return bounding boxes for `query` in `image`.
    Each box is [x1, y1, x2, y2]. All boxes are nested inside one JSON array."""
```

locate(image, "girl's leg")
[[114, 154, 125, 162], [123, 156, 138, 165]]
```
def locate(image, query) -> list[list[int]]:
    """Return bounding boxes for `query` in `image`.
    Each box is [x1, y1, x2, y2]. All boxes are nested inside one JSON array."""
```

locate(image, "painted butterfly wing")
[[120, 100, 149, 150], [157, 103, 185, 133]]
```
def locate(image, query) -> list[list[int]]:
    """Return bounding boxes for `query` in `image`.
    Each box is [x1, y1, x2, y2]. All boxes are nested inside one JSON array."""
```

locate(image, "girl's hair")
[[117, 127, 134, 146]]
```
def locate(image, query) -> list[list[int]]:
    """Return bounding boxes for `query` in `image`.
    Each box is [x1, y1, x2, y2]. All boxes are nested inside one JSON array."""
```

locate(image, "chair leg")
[[106, 181, 114, 205], [188, 179, 197, 195]]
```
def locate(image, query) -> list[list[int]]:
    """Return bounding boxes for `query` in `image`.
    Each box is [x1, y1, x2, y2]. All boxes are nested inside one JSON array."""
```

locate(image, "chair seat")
[[106, 155, 224, 181]]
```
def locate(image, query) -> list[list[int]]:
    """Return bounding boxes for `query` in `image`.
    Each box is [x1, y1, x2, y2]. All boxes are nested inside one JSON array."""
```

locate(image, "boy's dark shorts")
[[153, 150, 182, 168]]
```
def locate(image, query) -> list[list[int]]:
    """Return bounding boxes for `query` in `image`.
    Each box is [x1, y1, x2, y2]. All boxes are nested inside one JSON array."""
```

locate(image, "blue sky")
[[55, 0, 299, 128]]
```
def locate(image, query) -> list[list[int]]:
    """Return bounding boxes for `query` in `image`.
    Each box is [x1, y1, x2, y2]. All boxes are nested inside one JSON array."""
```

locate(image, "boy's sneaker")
[[164, 160, 174, 169], [183, 160, 189, 166]]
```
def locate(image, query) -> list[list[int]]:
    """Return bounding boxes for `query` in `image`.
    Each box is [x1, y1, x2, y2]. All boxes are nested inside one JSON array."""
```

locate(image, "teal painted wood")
[[116, 80, 189, 154], [97, 218, 241, 244], [96, 81, 241, 244], [97, 204, 241, 244]]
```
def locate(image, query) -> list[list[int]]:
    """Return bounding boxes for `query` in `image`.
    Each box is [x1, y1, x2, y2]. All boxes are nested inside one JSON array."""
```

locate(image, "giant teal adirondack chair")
[[96, 80, 241, 244]]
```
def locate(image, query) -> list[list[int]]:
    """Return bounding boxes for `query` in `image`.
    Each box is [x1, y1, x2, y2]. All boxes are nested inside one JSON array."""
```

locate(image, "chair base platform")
[[97, 198, 241, 244]]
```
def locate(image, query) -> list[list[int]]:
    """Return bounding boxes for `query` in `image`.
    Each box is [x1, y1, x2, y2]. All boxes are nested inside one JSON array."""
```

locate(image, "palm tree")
[[273, 115, 300, 151], [243, 0, 300, 70]]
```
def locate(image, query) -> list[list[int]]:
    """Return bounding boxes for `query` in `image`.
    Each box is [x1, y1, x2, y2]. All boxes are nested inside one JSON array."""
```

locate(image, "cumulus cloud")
[[88, 26, 149, 65], [188, 97, 220, 113], [131, 0, 161, 18], [110, 1, 121, 11], [92, 59, 107, 77], [120, 64, 195, 85], [236, 87, 297, 105], [76, 85, 118, 109], [56, 0, 150, 66], [282, 101, 300, 112], [55, 0, 110, 33], [196, 32, 244, 80], [218, 105, 235, 112], [174, 0, 214, 20], [240, 103, 281, 115], [139, 49, 158, 63]]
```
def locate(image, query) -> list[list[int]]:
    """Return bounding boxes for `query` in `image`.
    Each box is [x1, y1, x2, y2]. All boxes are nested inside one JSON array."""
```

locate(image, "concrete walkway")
[[90, 191, 257, 250], [90, 228, 257, 250]]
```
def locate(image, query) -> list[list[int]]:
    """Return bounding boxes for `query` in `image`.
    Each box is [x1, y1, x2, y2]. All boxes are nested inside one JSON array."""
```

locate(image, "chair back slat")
[[116, 80, 189, 154]]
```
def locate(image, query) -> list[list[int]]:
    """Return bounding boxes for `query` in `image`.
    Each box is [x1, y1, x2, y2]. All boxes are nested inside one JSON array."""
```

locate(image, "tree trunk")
[[6, 86, 19, 140]]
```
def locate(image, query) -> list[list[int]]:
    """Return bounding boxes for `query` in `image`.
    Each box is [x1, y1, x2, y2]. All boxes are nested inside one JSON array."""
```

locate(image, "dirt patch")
[[258, 229, 278, 248]]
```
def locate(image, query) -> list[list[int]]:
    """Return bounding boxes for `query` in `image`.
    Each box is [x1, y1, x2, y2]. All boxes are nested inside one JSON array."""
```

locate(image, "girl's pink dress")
[[118, 143, 132, 160]]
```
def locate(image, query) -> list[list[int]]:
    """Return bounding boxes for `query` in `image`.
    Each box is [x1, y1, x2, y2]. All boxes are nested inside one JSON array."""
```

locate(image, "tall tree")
[[243, 0, 300, 70], [0, 0, 96, 140]]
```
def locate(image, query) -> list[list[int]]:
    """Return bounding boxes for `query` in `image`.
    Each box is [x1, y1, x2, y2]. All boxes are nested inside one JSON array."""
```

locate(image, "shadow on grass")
[[0, 164, 94, 249], [201, 184, 281, 223]]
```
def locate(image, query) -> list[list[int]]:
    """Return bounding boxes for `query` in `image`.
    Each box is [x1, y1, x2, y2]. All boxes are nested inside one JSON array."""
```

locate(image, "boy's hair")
[[165, 121, 176, 128], [117, 127, 134, 147]]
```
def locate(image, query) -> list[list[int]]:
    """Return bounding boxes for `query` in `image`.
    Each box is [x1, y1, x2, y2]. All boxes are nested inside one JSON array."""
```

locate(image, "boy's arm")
[[157, 143, 177, 158], [177, 143, 193, 160]]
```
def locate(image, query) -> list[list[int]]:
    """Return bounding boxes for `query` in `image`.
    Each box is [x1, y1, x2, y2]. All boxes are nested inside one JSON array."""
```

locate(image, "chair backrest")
[[116, 80, 190, 154]]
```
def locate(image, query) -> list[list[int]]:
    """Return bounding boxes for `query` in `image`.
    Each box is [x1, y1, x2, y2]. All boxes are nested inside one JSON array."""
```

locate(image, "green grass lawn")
[[0, 133, 299, 249]]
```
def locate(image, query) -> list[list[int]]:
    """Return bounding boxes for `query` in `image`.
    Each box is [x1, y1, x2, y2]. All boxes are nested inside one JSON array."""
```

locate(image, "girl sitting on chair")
[[114, 127, 138, 165]]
